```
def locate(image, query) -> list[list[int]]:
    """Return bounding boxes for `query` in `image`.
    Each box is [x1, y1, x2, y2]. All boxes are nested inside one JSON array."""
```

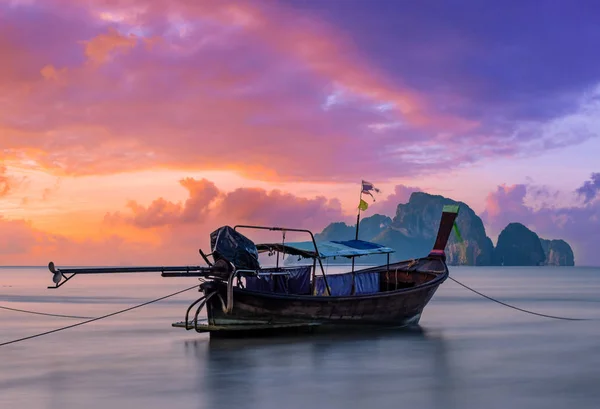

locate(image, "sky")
[[1, 0, 599, 266]]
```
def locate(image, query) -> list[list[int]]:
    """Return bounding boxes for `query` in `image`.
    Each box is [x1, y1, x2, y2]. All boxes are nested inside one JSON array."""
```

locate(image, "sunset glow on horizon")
[[1, 0, 600, 266]]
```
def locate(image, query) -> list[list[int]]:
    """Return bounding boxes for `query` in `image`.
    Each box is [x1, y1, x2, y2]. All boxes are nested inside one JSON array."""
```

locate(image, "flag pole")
[[352, 187, 363, 285], [355, 189, 362, 240]]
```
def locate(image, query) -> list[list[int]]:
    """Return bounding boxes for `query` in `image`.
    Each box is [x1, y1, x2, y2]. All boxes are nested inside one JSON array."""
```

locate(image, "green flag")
[[358, 198, 368, 211], [453, 221, 463, 243]]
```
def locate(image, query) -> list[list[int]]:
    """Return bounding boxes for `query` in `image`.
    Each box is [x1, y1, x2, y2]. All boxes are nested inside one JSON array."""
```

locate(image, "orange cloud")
[[0, 215, 161, 265], [106, 177, 347, 232], [0, 177, 350, 265], [0, 165, 10, 197], [106, 178, 220, 228], [81, 27, 137, 64], [0, 218, 41, 256], [40, 65, 68, 82]]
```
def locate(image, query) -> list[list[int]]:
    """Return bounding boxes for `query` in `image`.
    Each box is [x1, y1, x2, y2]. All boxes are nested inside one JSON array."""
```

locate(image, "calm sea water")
[[1, 265, 599, 409]]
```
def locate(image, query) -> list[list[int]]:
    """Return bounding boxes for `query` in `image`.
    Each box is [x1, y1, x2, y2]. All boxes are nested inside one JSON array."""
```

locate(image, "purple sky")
[[0, 0, 599, 265]]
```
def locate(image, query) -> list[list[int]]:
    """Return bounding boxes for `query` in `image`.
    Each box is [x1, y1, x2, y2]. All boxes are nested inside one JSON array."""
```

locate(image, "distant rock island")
[[540, 238, 575, 266], [314, 192, 574, 266], [492, 223, 546, 266]]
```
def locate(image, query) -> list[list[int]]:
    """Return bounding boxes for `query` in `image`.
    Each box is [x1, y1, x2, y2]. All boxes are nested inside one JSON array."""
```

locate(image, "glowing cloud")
[[1, 0, 596, 183], [106, 178, 347, 231]]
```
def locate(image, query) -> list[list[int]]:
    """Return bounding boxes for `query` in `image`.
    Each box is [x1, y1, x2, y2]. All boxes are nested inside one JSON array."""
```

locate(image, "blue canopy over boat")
[[256, 239, 394, 259]]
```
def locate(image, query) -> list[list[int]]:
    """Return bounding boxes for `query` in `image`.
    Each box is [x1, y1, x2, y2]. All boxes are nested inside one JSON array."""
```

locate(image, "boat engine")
[[209, 225, 260, 272]]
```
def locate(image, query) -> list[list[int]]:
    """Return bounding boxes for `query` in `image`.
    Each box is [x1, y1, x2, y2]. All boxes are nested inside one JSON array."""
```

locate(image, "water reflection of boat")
[[47, 206, 459, 338], [184, 327, 456, 409]]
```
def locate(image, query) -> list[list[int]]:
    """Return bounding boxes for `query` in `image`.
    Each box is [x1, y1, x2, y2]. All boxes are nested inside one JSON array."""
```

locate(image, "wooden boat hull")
[[201, 267, 447, 335]]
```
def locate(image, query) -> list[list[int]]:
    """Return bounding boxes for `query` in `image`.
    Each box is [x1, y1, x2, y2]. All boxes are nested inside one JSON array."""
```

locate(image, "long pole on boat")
[[353, 181, 380, 276], [353, 187, 364, 275], [355, 190, 362, 241], [355, 180, 379, 240]]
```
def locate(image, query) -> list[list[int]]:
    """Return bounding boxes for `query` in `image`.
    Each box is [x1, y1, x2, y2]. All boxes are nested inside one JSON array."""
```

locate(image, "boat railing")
[[234, 224, 399, 296]]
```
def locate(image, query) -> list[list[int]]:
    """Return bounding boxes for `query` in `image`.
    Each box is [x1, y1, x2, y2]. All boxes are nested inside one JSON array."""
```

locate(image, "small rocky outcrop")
[[315, 222, 355, 242], [492, 223, 546, 266], [315, 214, 392, 242], [357, 214, 393, 240], [540, 239, 575, 266]]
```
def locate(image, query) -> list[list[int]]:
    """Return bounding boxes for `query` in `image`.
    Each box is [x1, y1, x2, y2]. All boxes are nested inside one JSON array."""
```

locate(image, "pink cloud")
[[107, 178, 347, 231], [1, 0, 597, 195], [0, 0, 551, 185], [179, 178, 221, 222], [481, 184, 529, 224], [105, 178, 220, 228], [217, 187, 346, 229]]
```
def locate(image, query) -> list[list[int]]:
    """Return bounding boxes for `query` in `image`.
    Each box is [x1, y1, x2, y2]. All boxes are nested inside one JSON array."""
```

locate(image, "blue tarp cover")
[[244, 266, 311, 295], [354, 271, 380, 295], [314, 273, 353, 296], [314, 271, 380, 296], [331, 240, 383, 250]]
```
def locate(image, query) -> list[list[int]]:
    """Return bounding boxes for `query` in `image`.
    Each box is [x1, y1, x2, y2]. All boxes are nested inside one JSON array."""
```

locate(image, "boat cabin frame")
[[232, 224, 395, 297]]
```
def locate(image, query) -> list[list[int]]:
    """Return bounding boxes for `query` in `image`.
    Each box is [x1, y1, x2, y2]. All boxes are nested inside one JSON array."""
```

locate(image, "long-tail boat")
[[47, 205, 459, 337]]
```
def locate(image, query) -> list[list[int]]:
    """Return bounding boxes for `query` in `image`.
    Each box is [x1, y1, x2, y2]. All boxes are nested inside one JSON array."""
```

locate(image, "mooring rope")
[[447, 276, 590, 321], [0, 305, 95, 320], [1, 274, 592, 347], [0, 285, 199, 348]]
